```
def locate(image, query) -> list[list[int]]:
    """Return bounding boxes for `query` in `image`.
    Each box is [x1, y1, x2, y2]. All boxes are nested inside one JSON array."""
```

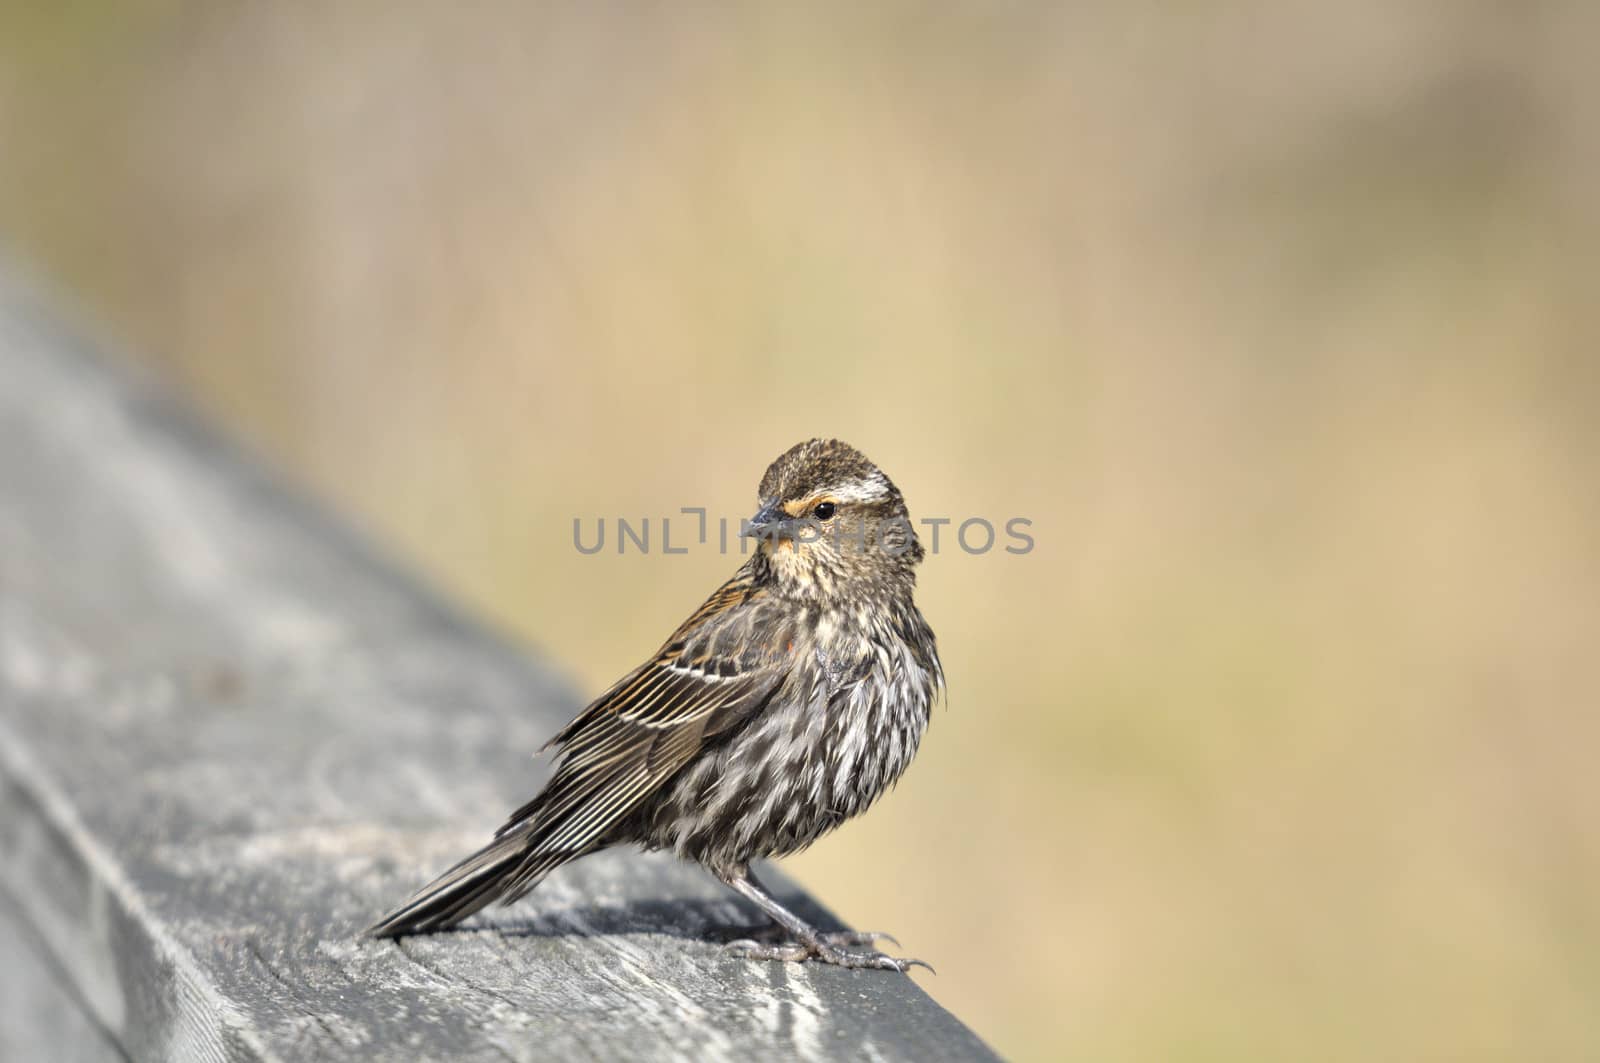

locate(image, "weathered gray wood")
[[0, 904, 124, 1063], [0, 266, 997, 1062]]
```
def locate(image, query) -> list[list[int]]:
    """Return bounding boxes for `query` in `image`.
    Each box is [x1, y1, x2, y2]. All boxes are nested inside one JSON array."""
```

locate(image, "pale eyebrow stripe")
[[781, 474, 891, 516], [823, 477, 890, 503]]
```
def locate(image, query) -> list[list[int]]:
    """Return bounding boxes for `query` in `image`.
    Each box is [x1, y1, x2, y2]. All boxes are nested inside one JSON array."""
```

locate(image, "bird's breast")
[[626, 600, 939, 870]]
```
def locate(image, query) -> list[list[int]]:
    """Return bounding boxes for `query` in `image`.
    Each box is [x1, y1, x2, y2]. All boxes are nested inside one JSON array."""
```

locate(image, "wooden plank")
[[0, 904, 123, 1063], [0, 268, 997, 1062]]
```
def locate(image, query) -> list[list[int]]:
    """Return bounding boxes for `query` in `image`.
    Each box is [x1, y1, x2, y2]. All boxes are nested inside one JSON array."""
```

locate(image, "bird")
[[367, 438, 944, 971]]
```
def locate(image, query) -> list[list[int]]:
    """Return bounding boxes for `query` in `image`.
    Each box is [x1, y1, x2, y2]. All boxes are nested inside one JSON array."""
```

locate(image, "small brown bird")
[[368, 439, 944, 971]]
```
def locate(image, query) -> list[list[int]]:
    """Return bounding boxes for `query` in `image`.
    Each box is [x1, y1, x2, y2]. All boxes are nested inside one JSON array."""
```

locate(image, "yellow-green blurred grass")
[[3, 4, 1598, 1059]]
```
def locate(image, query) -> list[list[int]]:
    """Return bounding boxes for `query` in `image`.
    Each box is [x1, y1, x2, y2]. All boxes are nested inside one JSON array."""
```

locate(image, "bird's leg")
[[716, 867, 931, 973], [739, 869, 903, 950], [716, 920, 899, 950]]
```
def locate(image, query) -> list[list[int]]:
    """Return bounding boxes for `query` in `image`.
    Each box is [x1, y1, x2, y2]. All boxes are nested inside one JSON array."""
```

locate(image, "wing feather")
[[369, 565, 801, 936], [492, 569, 784, 851]]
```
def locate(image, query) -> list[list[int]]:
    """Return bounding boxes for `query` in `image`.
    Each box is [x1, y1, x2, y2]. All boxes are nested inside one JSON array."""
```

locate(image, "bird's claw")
[[721, 925, 899, 950], [819, 929, 901, 949], [810, 940, 934, 973], [723, 935, 932, 974]]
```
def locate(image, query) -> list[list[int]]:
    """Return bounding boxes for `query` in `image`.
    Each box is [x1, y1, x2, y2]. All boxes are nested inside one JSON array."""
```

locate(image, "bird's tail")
[[365, 832, 565, 938]]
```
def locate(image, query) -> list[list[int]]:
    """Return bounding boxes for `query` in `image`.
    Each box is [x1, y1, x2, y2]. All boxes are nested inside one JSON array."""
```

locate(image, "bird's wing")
[[492, 567, 789, 859]]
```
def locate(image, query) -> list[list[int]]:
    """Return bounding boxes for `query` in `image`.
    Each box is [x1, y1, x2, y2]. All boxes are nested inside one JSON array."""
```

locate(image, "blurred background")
[[2, 3, 1597, 1059]]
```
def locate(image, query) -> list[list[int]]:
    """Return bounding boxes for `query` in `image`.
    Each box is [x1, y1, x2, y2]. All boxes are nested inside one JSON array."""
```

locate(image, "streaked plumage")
[[369, 439, 943, 971]]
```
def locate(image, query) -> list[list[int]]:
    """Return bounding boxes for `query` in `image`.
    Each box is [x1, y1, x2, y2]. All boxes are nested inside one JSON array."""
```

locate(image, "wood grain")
[[0, 266, 996, 1062]]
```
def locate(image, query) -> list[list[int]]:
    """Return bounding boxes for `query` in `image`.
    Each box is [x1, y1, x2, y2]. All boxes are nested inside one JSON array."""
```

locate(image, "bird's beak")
[[742, 497, 793, 540]]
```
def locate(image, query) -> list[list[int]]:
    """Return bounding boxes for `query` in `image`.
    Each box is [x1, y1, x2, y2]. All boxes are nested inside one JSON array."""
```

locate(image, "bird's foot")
[[818, 929, 901, 949], [809, 940, 933, 973], [723, 934, 931, 973], [720, 923, 898, 949]]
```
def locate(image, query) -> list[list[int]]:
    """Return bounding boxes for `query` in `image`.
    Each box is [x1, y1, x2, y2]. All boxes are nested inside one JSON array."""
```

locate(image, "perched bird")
[[368, 439, 944, 971]]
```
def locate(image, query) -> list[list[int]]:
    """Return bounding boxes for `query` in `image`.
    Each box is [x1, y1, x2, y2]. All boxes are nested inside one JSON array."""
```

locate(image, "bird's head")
[[745, 439, 924, 599]]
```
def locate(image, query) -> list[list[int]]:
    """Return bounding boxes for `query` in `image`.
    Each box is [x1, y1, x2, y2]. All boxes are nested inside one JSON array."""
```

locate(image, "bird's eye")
[[813, 501, 836, 521]]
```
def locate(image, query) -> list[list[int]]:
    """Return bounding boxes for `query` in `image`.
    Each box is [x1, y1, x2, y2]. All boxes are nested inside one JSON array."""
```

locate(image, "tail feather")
[[366, 834, 564, 938]]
